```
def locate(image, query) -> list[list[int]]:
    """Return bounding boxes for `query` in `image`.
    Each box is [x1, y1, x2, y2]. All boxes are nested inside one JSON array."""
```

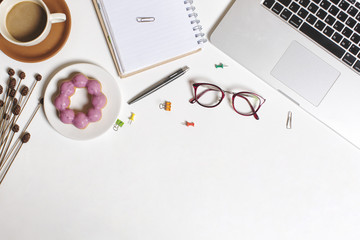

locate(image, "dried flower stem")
[[2, 99, 42, 165], [0, 132, 30, 185]]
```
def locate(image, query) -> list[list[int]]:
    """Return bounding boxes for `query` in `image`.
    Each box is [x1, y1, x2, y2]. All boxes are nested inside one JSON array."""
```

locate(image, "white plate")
[[44, 63, 121, 140]]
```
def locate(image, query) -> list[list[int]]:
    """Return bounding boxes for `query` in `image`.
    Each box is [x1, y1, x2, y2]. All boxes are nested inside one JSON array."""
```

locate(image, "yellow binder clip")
[[159, 101, 172, 111]]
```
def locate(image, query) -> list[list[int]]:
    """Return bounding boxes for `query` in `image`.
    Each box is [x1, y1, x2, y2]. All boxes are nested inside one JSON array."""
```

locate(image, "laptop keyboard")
[[262, 0, 360, 73]]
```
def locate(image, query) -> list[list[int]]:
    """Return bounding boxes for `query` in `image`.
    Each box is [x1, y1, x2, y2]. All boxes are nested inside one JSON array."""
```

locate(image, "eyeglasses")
[[189, 83, 266, 120]]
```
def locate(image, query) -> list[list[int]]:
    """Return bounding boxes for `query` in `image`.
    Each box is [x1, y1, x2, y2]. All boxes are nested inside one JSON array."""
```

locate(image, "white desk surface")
[[1, 0, 360, 239]]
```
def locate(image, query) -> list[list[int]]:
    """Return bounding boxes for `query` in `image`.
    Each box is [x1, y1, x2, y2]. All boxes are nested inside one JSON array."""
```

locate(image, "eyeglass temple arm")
[[251, 94, 266, 120], [244, 97, 259, 120], [236, 94, 263, 120]]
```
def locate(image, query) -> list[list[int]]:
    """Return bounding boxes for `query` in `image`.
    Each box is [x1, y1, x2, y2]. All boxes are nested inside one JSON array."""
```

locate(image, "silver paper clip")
[[286, 111, 292, 129], [136, 17, 155, 23]]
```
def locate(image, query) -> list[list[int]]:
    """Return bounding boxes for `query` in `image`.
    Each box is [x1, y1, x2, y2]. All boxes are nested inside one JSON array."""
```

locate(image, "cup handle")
[[49, 13, 67, 24]]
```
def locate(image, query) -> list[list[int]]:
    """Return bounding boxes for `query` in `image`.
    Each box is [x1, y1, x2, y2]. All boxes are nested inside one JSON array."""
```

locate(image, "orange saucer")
[[0, 0, 71, 63]]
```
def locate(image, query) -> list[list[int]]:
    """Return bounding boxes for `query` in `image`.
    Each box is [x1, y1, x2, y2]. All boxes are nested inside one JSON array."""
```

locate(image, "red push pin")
[[185, 121, 194, 127]]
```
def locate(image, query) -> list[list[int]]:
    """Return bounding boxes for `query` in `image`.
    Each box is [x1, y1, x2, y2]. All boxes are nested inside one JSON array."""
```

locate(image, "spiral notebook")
[[93, 0, 206, 77]]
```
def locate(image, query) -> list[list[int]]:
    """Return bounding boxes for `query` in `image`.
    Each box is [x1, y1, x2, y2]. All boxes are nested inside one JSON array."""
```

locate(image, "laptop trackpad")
[[271, 41, 340, 106]]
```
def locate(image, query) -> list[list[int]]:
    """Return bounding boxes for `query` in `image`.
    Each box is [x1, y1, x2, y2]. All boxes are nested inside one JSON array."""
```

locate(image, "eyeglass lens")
[[195, 84, 223, 107], [233, 93, 261, 116]]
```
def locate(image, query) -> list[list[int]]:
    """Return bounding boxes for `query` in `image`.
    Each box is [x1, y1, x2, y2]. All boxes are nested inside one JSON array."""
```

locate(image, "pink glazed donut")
[[54, 73, 107, 129]]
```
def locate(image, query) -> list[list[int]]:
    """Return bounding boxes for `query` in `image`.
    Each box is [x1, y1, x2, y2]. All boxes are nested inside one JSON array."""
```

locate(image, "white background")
[[1, 0, 360, 239]]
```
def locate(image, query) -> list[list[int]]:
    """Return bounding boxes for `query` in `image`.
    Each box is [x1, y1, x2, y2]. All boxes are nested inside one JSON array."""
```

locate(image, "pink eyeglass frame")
[[189, 83, 266, 120]]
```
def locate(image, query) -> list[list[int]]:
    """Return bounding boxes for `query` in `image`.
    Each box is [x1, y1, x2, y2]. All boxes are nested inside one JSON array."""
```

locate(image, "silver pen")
[[127, 66, 190, 105]]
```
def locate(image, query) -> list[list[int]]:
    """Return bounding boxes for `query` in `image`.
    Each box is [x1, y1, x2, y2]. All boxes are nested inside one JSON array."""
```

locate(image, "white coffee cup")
[[0, 0, 66, 46]]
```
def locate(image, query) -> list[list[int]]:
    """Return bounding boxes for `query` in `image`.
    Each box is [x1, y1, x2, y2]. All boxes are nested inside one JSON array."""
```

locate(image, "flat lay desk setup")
[[1, 0, 360, 239]]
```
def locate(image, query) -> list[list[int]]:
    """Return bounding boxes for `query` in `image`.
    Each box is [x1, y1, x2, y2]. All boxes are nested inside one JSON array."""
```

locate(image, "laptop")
[[211, 0, 360, 149]]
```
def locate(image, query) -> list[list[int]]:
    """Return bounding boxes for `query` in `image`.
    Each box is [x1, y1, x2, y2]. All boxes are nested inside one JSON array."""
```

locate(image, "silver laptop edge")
[[211, 0, 360, 149]]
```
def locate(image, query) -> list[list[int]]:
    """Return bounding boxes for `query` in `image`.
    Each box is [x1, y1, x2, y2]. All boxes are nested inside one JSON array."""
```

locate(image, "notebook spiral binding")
[[184, 0, 207, 44]]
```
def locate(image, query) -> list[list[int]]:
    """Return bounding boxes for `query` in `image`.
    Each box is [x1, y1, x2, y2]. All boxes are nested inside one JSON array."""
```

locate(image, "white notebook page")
[[101, 0, 201, 74]]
